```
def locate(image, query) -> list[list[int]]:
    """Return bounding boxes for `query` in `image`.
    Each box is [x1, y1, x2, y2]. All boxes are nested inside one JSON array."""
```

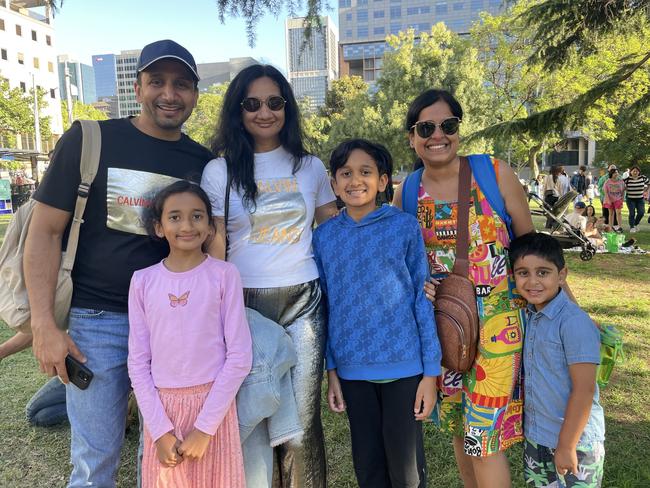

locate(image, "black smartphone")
[[65, 355, 94, 390]]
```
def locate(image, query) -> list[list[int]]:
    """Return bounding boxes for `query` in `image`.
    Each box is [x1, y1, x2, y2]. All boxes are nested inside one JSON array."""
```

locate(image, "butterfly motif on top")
[[168, 291, 190, 308]]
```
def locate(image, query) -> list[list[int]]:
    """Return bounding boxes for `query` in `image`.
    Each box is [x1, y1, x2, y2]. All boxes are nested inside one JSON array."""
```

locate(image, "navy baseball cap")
[[137, 40, 199, 81], [574, 201, 586, 209]]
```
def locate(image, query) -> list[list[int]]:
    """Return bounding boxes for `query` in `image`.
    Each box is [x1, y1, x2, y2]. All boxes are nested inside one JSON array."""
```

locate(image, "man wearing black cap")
[[24, 40, 213, 487]]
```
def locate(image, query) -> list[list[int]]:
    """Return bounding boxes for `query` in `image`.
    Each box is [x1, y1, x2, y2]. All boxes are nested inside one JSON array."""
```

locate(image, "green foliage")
[[183, 84, 228, 148], [61, 101, 108, 132], [0, 78, 34, 134], [595, 108, 650, 172], [0, 79, 51, 145], [304, 26, 493, 172], [319, 76, 367, 118], [484, 0, 650, 144]]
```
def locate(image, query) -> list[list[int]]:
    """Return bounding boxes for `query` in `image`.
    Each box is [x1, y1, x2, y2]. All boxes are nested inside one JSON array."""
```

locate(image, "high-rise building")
[[0, 0, 63, 150], [58, 55, 96, 104], [197, 57, 259, 92], [115, 49, 140, 117], [92, 53, 117, 99], [286, 16, 338, 111], [339, 0, 507, 83]]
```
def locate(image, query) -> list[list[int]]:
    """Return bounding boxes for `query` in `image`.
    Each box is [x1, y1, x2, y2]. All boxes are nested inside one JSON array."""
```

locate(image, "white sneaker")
[[630, 227, 638, 233]]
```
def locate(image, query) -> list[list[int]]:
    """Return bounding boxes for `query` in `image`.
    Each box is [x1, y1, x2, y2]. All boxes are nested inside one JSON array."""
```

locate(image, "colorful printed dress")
[[417, 159, 526, 457]]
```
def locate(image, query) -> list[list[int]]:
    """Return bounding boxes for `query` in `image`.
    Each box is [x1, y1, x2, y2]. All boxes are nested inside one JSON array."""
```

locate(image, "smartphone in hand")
[[65, 355, 94, 390]]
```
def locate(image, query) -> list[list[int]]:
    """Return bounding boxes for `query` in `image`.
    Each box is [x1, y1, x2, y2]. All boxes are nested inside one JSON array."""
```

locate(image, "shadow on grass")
[[603, 418, 650, 487]]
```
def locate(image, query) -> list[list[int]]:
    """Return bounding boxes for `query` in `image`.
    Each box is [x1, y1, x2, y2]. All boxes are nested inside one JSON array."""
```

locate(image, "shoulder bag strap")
[[224, 167, 232, 261], [61, 120, 102, 272], [452, 157, 471, 278]]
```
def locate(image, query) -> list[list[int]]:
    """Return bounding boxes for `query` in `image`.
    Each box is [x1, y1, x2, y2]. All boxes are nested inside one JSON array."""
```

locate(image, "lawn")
[[1, 205, 649, 487]]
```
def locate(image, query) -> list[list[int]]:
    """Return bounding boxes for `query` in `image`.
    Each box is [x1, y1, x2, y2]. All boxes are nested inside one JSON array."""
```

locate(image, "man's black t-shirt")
[[34, 118, 214, 312]]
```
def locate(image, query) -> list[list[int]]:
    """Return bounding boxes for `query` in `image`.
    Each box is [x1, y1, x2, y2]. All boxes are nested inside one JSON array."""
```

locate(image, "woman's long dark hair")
[[550, 165, 563, 184], [405, 89, 464, 171], [210, 64, 307, 208]]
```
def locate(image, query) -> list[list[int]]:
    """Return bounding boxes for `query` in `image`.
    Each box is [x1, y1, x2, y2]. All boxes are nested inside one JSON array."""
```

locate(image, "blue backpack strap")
[[467, 154, 514, 240], [401, 167, 424, 216]]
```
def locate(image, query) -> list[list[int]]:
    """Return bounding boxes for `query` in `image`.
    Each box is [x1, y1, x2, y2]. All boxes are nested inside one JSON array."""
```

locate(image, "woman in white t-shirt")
[[201, 64, 337, 488]]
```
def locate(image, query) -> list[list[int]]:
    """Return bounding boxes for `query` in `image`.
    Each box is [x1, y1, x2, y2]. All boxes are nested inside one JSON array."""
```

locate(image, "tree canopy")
[[61, 100, 108, 132], [478, 0, 650, 143], [0, 79, 51, 148]]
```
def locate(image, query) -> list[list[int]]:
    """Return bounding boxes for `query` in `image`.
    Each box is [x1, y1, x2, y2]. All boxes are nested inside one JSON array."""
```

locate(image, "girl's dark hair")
[[586, 204, 596, 217], [406, 89, 463, 171], [550, 165, 563, 183], [629, 165, 641, 173], [145, 180, 215, 241], [210, 64, 307, 208], [608, 168, 618, 178], [509, 232, 565, 272], [329, 139, 394, 204]]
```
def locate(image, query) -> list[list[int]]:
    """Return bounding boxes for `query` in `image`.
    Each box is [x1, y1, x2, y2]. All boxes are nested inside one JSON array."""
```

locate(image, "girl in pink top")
[[128, 181, 252, 488], [603, 168, 626, 231]]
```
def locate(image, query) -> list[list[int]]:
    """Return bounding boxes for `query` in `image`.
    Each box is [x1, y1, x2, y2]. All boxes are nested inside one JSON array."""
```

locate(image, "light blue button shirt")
[[524, 289, 605, 448]]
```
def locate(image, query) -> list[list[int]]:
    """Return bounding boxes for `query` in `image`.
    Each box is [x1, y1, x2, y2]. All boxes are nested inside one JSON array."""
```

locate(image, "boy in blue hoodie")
[[312, 139, 442, 488]]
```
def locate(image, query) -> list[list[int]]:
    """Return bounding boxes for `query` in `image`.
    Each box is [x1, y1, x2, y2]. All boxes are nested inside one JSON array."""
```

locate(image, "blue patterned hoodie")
[[312, 204, 442, 380]]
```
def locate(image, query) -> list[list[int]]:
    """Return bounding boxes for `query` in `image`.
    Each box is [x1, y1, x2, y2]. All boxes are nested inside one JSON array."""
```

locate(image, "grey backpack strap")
[[61, 120, 102, 271]]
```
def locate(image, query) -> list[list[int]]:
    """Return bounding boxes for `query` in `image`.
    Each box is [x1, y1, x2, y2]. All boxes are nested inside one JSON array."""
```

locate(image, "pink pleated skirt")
[[142, 382, 246, 488]]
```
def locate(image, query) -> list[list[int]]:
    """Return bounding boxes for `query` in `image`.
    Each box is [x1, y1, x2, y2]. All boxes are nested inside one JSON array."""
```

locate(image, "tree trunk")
[[528, 144, 542, 178]]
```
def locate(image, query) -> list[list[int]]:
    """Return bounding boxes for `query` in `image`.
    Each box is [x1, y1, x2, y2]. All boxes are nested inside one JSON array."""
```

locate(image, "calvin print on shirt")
[[107, 168, 181, 235]]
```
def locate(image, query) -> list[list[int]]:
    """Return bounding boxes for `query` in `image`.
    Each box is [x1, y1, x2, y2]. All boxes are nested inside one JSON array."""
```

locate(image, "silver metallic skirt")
[[243, 279, 327, 488]]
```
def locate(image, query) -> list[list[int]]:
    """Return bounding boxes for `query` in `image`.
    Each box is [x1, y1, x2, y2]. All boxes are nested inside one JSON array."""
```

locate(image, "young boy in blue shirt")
[[509, 232, 605, 487], [312, 139, 441, 488]]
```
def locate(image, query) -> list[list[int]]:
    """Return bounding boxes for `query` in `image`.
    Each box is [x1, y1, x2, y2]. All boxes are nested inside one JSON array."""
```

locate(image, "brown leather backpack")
[[434, 158, 480, 372]]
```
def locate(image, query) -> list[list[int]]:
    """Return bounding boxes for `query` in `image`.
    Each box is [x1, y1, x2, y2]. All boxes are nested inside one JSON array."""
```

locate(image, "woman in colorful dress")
[[394, 89, 534, 487]]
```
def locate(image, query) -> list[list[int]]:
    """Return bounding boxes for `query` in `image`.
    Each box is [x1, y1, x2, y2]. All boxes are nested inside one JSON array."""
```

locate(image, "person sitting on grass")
[[510, 232, 605, 488], [312, 139, 442, 488], [0, 331, 67, 427]]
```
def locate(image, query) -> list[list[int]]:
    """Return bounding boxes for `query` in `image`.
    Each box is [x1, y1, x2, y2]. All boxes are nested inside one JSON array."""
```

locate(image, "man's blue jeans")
[[66, 307, 131, 488], [25, 376, 68, 427]]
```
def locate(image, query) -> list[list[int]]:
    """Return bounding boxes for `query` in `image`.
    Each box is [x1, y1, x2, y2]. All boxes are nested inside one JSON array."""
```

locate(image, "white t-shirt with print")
[[201, 146, 336, 288]]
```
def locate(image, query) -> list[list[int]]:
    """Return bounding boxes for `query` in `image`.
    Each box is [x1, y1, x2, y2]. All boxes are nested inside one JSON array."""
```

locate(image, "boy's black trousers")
[[339, 375, 427, 488]]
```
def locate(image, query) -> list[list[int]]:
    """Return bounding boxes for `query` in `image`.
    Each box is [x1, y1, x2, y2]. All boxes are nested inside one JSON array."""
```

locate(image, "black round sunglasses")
[[411, 117, 461, 138], [241, 96, 286, 112]]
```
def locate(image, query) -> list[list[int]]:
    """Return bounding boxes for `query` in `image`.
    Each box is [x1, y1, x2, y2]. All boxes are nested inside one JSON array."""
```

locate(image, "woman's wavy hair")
[[210, 64, 307, 208], [405, 89, 464, 171], [550, 164, 563, 183]]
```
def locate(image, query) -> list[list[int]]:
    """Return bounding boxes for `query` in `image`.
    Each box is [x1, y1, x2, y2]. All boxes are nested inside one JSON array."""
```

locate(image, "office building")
[[286, 16, 338, 111], [115, 49, 140, 117], [92, 53, 117, 98], [0, 0, 63, 150], [339, 0, 507, 83], [197, 57, 258, 92], [58, 54, 96, 104]]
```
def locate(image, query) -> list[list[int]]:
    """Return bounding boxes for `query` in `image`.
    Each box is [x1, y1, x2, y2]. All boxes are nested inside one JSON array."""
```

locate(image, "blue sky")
[[52, 0, 337, 73]]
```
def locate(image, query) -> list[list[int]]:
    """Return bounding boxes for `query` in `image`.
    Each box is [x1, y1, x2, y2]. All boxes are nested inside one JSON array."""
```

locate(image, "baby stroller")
[[528, 191, 597, 261]]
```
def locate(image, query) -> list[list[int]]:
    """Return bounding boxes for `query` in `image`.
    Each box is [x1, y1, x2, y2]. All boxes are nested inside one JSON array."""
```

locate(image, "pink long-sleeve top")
[[127, 256, 252, 442]]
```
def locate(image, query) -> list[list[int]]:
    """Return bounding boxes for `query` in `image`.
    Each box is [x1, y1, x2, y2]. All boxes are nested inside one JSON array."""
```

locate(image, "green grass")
[[1, 206, 650, 487]]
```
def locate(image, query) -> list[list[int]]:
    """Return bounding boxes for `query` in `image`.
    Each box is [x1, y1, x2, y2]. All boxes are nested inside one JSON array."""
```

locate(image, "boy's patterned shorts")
[[523, 438, 604, 488]]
